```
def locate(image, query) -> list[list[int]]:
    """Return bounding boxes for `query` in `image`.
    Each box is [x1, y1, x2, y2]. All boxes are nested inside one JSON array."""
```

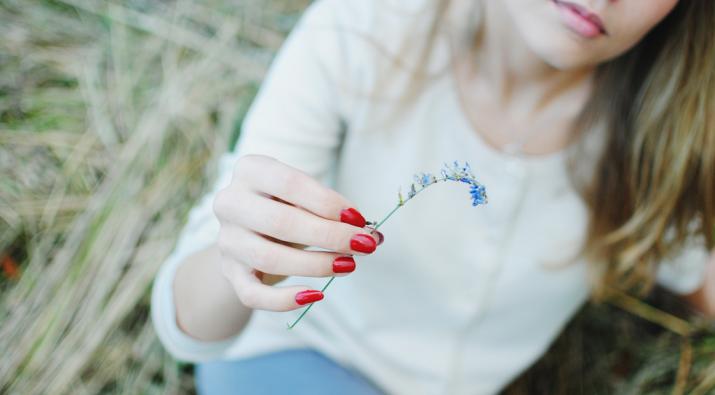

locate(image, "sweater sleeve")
[[150, 0, 374, 362]]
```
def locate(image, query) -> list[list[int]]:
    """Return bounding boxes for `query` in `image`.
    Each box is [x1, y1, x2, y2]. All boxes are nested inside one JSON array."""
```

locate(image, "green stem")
[[286, 177, 447, 329], [372, 203, 400, 231], [286, 276, 335, 329]]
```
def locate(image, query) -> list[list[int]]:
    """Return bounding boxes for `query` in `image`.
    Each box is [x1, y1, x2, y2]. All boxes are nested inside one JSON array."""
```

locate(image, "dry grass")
[[505, 288, 715, 394], [1, 1, 714, 394], [0, 0, 305, 393]]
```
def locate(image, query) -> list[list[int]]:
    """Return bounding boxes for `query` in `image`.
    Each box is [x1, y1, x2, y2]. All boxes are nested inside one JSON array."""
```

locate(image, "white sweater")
[[150, 0, 711, 393]]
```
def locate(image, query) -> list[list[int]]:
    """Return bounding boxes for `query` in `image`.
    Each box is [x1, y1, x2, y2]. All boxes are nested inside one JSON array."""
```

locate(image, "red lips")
[[553, 0, 608, 36]]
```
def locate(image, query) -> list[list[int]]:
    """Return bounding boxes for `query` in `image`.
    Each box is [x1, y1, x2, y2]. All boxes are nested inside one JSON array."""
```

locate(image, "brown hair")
[[362, 0, 714, 298], [579, 0, 714, 298]]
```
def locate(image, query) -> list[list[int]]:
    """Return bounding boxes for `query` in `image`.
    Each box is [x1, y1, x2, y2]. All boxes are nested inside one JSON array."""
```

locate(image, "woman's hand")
[[212, 154, 382, 312]]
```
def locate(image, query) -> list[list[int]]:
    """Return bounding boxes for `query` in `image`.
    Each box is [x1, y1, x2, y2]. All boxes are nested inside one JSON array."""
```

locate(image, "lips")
[[552, 0, 608, 38]]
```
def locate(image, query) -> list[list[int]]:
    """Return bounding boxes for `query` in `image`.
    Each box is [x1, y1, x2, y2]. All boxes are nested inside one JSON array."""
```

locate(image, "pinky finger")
[[221, 257, 324, 312]]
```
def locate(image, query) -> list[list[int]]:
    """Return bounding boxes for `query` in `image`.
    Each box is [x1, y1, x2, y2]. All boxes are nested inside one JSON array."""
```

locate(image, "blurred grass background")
[[0, 1, 713, 394]]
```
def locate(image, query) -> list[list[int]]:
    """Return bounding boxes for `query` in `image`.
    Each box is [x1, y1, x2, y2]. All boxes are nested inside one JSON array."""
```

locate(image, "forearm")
[[173, 244, 254, 341]]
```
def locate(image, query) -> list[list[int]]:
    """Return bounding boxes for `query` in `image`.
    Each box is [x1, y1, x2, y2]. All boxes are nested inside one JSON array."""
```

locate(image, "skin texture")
[[174, 0, 712, 342]]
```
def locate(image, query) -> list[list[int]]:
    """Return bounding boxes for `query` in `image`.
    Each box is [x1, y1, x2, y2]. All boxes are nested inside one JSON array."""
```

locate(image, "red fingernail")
[[375, 231, 384, 245], [333, 256, 356, 273], [295, 290, 324, 305], [350, 234, 376, 253], [340, 207, 366, 228], [366, 227, 384, 246]]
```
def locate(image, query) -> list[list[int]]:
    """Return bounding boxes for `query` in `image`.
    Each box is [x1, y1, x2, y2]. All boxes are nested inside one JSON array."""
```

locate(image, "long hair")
[[360, 0, 714, 299], [579, 0, 714, 298]]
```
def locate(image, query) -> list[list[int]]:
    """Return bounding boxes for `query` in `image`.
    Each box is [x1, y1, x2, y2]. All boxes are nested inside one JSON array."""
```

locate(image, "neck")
[[467, 1, 595, 115]]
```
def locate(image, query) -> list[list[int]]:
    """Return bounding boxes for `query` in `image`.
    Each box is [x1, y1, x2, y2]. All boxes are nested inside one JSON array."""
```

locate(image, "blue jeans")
[[195, 348, 387, 395]]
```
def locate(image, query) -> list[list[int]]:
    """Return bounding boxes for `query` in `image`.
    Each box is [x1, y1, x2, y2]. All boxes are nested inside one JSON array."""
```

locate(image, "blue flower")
[[398, 160, 488, 207], [413, 172, 436, 187], [469, 184, 487, 206], [438, 160, 488, 206]]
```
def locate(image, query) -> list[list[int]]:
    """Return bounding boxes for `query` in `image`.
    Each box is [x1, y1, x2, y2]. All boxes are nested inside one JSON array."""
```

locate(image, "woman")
[[151, 0, 715, 393]]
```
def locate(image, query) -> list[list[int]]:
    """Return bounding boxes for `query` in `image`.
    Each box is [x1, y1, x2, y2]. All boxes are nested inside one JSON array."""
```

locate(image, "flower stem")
[[286, 177, 447, 329], [286, 276, 335, 329], [372, 203, 400, 230]]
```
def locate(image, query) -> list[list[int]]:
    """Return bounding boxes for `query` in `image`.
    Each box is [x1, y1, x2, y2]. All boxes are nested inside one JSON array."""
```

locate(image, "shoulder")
[[300, 0, 448, 92], [301, 0, 431, 29], [298, 0, 438, 60], [263, 0, 452, 129]]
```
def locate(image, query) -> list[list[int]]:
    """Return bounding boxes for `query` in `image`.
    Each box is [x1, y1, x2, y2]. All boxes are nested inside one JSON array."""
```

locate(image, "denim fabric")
[[195, 348, 386, 395]]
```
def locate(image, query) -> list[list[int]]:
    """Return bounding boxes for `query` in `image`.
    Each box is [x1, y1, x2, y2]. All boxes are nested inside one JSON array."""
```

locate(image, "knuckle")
[[212, 188, 231, 219], [236, 153, 259, 169], [216, 229, 232, 250], [217, 189, 253, 226]]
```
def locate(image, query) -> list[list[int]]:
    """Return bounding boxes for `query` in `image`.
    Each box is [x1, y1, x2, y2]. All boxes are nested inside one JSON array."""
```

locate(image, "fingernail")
[[376, 231, 384, 246], [350, 234, 376, 253], [366, 227, 384, 246], [295, 290, 324, 305], [333, 256, 356, 273], [340, 207, 366, 228]]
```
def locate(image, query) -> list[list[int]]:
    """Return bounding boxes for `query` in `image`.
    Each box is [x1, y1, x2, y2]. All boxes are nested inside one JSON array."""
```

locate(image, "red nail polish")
[[350, 234, 376, 253], [374, 231, 384, 245], [340, 207, 366, 228], [333, 256, 356, 273], [295, 290, 324, 305], [366, 227, 384, 246]]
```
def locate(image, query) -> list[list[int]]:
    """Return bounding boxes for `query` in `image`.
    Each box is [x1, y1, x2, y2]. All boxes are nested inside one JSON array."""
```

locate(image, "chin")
[[504, 0, 677, 72], [530, 42, 601, 70], [519, 24, 609, 70]]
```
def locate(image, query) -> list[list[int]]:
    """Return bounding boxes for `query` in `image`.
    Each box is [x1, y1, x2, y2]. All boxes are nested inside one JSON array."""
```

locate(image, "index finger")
[[241, 155, 367, 227]]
